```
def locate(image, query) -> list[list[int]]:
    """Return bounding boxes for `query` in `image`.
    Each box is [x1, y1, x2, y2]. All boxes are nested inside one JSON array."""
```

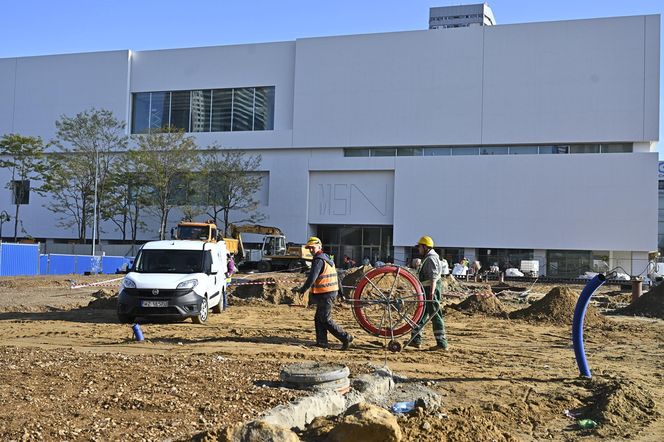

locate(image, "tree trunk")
[[80, 199, 87, 243], [159, 208, 170, 240], [13, 203, 19, 242]]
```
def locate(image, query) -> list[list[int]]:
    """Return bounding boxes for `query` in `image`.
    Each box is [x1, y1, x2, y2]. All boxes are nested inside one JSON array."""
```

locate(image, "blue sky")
[[2, 0, 662, 154]]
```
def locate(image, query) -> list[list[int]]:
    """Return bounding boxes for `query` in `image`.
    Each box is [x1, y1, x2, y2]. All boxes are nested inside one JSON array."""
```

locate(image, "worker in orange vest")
[[293, 237, 353, 350]]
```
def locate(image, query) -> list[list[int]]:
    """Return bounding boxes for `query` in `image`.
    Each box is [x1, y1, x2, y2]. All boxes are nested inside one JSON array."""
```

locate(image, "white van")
[[117, 240, 228, 324]]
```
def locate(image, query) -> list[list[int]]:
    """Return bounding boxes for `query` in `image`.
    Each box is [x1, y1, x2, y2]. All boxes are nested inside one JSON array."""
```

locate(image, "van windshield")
[[133, 249, 204, 274]]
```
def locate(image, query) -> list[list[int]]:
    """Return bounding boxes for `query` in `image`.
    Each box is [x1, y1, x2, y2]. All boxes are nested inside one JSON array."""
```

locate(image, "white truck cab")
[[118, 240, 228, 324]]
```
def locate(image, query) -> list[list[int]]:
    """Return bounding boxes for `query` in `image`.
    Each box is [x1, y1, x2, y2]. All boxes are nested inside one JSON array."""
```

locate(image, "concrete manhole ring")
[[280, 362, 350, 385]]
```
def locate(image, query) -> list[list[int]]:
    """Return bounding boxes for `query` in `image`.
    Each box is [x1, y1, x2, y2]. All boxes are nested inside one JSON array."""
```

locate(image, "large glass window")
[[254, 87, 275, 130], [170, 91, 191, 131], [131, 86, 275, 134], [132, 93, 150, 134], [232, 88, 254, 132], [211, 89, 232, 132], [190, 90, 211, 132], [150, 92, 170, 131]]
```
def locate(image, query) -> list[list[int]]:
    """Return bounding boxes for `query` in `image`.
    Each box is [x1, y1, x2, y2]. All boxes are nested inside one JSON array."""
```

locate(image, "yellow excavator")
[[227, 224, 312, 272], [175, 221, 311, 272]]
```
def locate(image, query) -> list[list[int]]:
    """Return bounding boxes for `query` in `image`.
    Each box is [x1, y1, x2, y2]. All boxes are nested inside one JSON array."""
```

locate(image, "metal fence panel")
[[47, 254, 77, 275], [39, 254, 48, 274], [0, 243, 40, 276], [101, 256, 129, 274]]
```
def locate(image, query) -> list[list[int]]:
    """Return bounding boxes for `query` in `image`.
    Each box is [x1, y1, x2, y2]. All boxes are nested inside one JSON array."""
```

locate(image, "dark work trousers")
[[411, 280, 448, 347], [311, 292, 348, 344]]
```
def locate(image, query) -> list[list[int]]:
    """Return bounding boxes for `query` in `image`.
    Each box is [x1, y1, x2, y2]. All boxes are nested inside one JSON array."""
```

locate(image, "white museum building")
[[0, 10, 660, 276]]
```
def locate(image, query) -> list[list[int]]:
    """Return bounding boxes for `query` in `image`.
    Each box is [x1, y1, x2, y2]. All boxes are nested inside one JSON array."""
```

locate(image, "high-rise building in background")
[[429, 3, 495, 29]]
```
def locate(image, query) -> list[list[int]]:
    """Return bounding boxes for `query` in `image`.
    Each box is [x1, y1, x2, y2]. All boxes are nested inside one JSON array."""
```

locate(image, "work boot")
[[430, 343, 449, 351], [407, 341, 422, 349], [341, 334, 353, 351]]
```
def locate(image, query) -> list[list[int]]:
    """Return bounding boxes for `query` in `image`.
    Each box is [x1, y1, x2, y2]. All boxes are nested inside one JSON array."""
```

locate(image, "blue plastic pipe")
[[572, 274, 606, 378]]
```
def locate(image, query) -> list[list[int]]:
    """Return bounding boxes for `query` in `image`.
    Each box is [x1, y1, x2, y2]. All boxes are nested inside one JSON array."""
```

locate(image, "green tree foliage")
[[102, 158, 149, 244], [200, 147, 265, 236], [130, 128, 200, 240], [0, 134, 48, 241], [48, 109, 127, 243]]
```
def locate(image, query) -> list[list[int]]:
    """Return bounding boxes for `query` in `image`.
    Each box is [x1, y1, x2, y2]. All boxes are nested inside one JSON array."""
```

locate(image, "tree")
[[200, 147, 265, 236], [48, 109, 127, 244], [130, 128, 200, 240], [101, 157, 149, 244], [0, 134, 49, 241]]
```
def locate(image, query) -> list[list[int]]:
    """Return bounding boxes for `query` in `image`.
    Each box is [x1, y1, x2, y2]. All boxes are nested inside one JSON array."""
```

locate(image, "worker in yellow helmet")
[[293, 237, 353, 350], [410, 235, 449, 350]]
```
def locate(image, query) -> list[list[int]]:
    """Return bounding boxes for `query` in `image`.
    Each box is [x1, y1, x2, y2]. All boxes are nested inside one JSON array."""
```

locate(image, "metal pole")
[[92, 149, 99, 258]]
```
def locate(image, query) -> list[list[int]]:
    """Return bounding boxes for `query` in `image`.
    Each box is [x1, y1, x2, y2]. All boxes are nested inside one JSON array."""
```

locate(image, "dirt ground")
[[0, 273, 662, 441]]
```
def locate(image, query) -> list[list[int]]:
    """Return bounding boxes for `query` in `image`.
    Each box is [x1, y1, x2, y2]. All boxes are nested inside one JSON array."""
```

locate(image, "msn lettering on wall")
[[317, 183, 390, 219]]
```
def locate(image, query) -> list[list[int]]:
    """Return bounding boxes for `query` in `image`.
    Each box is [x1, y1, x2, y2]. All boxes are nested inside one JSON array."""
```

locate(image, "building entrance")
[[315, 225, 393, 266]]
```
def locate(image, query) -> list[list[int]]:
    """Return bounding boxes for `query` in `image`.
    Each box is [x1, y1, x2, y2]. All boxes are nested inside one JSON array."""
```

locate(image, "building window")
[[480, 147, 508, 155], [344, 149, 370, 157], [11, 180, 30, 205], [131, 87, 275, 134], [371, 148, 396, 157], [509, 146, 538, 155]]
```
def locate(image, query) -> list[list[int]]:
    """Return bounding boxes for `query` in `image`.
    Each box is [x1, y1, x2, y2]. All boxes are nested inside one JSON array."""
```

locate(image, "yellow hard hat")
[[306, 236, 322, 246], [416, 236, 434, 248]]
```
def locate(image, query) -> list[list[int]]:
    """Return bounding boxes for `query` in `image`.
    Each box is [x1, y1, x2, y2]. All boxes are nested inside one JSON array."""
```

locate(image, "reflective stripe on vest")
[[312, 260, 339, 294]]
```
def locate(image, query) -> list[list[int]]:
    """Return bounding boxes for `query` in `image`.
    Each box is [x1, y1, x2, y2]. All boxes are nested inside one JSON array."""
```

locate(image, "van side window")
[[204, 251, 213, 273]]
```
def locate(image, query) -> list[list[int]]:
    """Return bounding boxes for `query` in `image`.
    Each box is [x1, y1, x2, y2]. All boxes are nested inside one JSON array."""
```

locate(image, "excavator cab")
[[262, 235, 287, 256], [176, 222, 218, 242]]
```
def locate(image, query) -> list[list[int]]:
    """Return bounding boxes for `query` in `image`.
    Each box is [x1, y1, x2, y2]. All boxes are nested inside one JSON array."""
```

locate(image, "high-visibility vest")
[[312, 258, 339, 294]]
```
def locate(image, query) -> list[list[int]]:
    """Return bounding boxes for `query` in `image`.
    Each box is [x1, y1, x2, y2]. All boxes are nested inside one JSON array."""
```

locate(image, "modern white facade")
[[0, 13, 660, 276]]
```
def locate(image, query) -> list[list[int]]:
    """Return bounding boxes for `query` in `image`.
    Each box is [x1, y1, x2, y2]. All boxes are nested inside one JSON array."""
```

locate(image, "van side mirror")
[[209, 263, 220, 275]]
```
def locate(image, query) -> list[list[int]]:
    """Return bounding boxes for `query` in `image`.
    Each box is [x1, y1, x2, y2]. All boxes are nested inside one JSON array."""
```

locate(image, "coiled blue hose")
[[572, 274, 606, 378]]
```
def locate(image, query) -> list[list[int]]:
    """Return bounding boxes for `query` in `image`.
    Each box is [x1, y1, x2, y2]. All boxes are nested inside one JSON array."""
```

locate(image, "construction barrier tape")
[[228, 281, 278, 286], [71, 277, 124, 289]]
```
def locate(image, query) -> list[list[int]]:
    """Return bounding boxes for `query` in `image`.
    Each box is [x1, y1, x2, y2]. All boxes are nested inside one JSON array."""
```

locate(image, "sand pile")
[[509, 286, 606, 326], [587, 377, 658, 438], [86, 289, 118, 309], [444, 275, 465, 293], [231, 277, 308, 305], [616, 285, 664, 319], [452, 294, 509, 317]]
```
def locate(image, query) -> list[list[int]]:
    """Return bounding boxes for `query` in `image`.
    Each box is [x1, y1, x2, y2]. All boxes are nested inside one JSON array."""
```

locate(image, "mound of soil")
[[587, 377, 659, 438], [231, 277, 308, 305], [86, 290, 118, 309], [509, 286, 606, 327], [452, 294, 509, 317], [616, 285, 664, 319]]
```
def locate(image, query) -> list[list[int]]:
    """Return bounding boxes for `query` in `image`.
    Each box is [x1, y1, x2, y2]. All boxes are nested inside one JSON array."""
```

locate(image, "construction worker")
[[293, 237, 353, 350], [410, 236, 449, 350]]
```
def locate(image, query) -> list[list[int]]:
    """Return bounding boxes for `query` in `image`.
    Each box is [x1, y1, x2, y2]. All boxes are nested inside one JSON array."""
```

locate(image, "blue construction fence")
[[0, 242, 133, 276]]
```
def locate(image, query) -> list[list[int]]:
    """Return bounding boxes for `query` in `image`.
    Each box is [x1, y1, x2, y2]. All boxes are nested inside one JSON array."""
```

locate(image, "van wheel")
[[193, 298, 209, 324], [117, 304, 134, 324], [212, 289, 224, 313]]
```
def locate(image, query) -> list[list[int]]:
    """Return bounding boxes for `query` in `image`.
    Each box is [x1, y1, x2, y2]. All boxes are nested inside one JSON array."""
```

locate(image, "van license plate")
[[141, 300, 168, 307]]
